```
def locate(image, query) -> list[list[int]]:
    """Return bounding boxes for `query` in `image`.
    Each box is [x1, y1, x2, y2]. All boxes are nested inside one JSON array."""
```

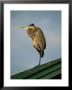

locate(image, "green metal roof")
[[11, 58, 61, 79]]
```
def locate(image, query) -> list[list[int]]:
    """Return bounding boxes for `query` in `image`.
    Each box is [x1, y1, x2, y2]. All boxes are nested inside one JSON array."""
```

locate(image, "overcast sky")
[[11, 11, 61, 75]]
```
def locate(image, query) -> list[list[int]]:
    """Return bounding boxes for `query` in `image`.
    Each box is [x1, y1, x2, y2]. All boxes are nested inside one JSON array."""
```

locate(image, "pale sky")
[[11, 11, 61, 75]]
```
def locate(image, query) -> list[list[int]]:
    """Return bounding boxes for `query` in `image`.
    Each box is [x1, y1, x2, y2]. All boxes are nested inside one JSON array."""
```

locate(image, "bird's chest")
[[32, 37, 37, 47]]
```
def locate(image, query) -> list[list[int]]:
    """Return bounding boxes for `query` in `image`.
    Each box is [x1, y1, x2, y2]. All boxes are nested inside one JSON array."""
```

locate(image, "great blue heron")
[[20, 24, 46, 65]]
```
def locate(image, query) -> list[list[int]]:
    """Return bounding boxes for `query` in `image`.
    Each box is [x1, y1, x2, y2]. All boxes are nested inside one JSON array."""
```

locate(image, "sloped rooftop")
[[11, 58, 61, 79]]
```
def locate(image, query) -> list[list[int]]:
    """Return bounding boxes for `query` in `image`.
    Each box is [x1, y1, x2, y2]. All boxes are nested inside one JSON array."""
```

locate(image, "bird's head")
[[24, 24, 35, 30], [18, 24, 36, 31]]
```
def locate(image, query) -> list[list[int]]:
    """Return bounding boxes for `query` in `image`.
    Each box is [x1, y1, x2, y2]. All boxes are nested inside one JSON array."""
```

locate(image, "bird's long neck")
[[27, 28, 37, 40]]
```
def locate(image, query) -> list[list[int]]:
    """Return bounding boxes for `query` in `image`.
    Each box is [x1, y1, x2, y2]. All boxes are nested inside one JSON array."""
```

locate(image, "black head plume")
[[29, 24, 35, 26]]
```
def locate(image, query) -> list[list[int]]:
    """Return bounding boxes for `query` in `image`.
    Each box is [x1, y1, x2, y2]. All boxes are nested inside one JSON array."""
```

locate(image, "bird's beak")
[[23, 26, 29, 30], [18, 26, 29, 30], [17, 25, 30, 30], [17, 26, 25, 29]]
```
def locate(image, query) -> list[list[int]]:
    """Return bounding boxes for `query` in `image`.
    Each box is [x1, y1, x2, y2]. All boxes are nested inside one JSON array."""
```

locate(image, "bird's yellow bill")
[[23, 26, 29, 30], [17, 26, 24, 29], [17, 26, 29, 30]]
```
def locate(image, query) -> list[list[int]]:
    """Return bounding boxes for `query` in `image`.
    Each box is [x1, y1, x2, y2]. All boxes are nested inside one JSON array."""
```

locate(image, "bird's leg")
[[39, 55, 41, 65]]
